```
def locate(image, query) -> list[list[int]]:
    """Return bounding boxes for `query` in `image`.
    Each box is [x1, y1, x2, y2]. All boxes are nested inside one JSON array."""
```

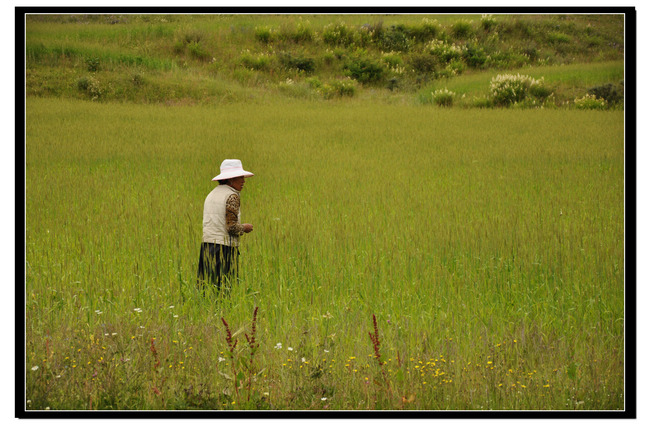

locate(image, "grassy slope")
[[25, 13, 625, 106]]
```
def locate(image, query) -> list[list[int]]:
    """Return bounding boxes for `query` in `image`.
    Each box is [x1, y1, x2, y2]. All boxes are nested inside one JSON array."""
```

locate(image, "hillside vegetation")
[[25, 13, 625, 108]]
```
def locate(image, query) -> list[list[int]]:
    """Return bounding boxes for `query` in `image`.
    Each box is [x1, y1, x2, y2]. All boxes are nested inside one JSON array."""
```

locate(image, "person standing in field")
[[197, 159, 254, 294]]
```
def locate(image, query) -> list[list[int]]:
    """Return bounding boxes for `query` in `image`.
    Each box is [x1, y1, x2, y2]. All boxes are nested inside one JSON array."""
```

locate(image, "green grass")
[[24, 14, 625, 106], [25, 97, 625, 410]]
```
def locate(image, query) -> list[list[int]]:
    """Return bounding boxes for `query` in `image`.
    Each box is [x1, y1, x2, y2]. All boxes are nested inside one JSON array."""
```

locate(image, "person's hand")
[[242, 223, 253, 233]]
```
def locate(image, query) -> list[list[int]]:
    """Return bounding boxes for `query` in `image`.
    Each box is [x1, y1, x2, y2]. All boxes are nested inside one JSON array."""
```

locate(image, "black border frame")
[[16, 5, 637, 419]]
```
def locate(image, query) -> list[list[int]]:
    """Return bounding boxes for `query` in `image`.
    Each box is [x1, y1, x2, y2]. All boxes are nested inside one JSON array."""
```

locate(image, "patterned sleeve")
[[225, 194, 245, 236]]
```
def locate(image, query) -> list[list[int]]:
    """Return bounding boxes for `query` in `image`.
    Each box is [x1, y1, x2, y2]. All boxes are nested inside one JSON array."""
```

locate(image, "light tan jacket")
[[202, 185, 241, 246]]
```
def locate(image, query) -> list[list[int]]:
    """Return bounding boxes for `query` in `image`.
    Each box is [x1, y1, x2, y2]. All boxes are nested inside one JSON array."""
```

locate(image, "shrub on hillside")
[[381, 52, 404, 69], [480, 14, 497, 31], [409, 18, 440, 42], [240, 50, 272, 71], [77, 76, 102, 101], [432, 88, 455, 107], [379, 25, 411, 52], [278, 52, 315, 73], [463, 43, 488, 68], [344, 57, 385, 85], [486, 50, 531, 69], [489, 73, 548, 107], [451, 19, 474, 39], [426, 39, 463, 63], [320, 78, 356, 99], [293, 21, 315, 43], [547, 31, 571, 45], [323, 22, 355, 47], [86, 57, 100, 72], [574, 94, 607, 110], [254, 26, 275, 44], [588, 82, 623, 106], [408, 53, 437, 74]]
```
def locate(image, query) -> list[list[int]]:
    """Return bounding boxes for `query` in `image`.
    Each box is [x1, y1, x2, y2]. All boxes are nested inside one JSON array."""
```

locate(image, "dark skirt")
[[196, 242, 240, 292]]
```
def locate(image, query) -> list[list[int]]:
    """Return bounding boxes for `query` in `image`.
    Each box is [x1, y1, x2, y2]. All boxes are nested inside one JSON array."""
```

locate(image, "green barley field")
[[25, 96, 625, 411]]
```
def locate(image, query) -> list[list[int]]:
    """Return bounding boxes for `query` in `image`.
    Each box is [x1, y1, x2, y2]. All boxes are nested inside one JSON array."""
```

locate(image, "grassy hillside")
[[25, 13, 625, 107]]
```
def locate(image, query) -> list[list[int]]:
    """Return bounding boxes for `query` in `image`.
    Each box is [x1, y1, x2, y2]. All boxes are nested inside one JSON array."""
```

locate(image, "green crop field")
[[22, 12, 629, 412]]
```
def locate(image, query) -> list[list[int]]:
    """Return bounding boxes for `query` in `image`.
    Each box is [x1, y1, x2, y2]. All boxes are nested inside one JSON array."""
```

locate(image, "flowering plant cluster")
[[489, 73, 547, 107], [425, 39, 463, 63], [573, 94, 607, 110], [322, 22, 355, 47], [319, 77, 356, 99], [432, 88, 456, 107], [240, 50, 272, 71]]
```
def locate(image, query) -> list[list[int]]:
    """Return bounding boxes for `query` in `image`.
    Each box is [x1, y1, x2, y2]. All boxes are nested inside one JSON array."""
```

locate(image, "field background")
[[24, 12, 627, 412]]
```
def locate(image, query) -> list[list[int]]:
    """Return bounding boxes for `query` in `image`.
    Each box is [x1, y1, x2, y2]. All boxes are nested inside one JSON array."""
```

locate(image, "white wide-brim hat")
[[211, 159, 254, 181]]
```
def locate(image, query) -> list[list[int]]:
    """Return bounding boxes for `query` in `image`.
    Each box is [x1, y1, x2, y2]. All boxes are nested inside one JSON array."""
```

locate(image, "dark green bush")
[[408, 53, 437, 74], [451, 20, 474, 39], [463, 44, 487, 68], [480, 14, 497, 32], [588, 82, 624, 106], [380, 25, 411, 52], [522, 46, 539, 61], [344, 57, 384, 84], [86, 57, 100, 72], [76, 75, 102, 100], [278, 52, 315, 73], [529, 82, 553, 100], [240, 52, 271, 71], [323, 23, 355, 47], [381, 52, 403, 69], [292, 22, 314, 43], [409, 19, 440, 42], [254, 26, 273, 44]]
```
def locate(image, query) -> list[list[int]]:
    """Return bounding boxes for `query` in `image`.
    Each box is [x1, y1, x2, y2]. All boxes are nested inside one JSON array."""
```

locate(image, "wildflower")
[[301, 357, 306, 363], [134, 308, 142, 313], [321, 397, 327, 401], [218, 357, 226, 362], [31, 366, 39, 371], [169, 306, 174, 309], [287, 347, 293, 351], [274, 343, 282, 349]]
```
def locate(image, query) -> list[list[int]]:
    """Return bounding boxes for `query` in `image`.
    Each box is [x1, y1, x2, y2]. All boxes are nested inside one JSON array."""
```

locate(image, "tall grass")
[[25, 98, 624, 410]]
